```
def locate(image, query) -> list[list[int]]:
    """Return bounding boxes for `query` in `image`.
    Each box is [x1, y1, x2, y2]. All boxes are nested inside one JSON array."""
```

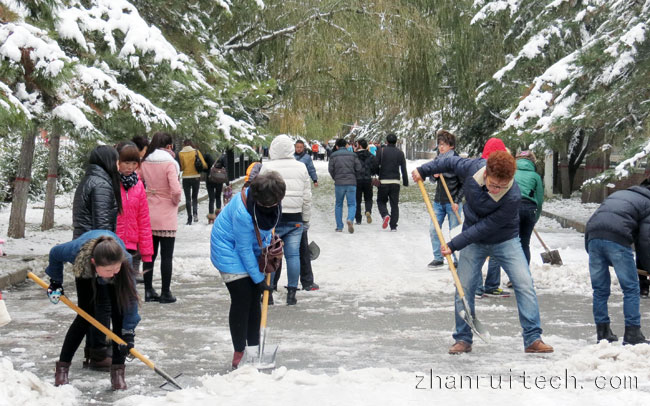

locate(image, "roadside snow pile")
[[0, 357, 80, 406]]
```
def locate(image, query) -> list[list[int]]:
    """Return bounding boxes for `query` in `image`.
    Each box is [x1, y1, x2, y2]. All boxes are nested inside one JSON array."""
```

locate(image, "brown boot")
[[524, 339, 554, 353], [110, 364, 127, 390], [82, 347, 112, 371], [55, 361, 71, 386], [448, 341, 472, 355], [232, 351, 244, 370], [207, 213, 216, 224]]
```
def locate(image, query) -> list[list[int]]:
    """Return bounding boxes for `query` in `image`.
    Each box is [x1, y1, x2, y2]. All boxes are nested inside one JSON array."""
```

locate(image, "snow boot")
[[144, 288, 160, 302], [159, 290, 177, 303], [54, 361, 71, 386], [207, 213, 217, 224], [110, 364, 127, 390], [623, 325, 650, 345], [186, 215, 192, 225], [232, 351, 244, 370], [82, 347, 112, 371], [596, 323, 618, 343], [286, 287, 297, 305]]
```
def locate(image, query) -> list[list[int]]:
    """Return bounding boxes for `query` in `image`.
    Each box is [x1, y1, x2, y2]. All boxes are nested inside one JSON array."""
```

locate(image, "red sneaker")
[[382, 216, 390, 229]]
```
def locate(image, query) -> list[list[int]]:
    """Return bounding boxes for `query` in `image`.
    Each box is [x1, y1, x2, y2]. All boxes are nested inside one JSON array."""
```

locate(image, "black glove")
[[118, 332, 135, 357], [257, 280, 274, 294], [47, 280, 64, 304]]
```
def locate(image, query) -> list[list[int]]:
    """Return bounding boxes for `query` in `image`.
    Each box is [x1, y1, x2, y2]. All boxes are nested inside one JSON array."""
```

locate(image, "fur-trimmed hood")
[[71, 238, 103, 280]]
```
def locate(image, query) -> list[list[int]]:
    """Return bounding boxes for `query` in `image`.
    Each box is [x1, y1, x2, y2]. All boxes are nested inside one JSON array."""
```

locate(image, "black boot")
[[159, 291, 177, 303], [286, 287, 297, 305], [623, 325, 650, 345], [145, 288, 160, 302], [596, 323, 618, 343], [186, 216, 192, 225]]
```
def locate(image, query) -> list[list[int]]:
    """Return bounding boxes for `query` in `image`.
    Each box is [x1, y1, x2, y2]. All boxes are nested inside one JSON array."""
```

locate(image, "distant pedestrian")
[[131, 135, 149, 160], [294, 140, 319, 291], [376, 133, 408, 231], [139, 132, 182, 304], [585, 178, 650, 345], [210, 173, 284, 369], [178, 140, 207, 225], [204, 151, 230, 223], [354, 139, 378, 225], [328, 138, 362, 233], [294, 140, 318, 186]]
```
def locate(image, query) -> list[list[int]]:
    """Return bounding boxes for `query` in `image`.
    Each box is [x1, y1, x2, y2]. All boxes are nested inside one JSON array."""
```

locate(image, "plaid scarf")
[[120, 172, 138, 191]]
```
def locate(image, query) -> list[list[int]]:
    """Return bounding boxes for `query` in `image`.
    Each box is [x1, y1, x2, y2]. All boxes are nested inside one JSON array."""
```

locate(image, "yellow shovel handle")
[[260, 272, 271, 329], [439, 175, 462, 224], [417, 181, 466, 299]]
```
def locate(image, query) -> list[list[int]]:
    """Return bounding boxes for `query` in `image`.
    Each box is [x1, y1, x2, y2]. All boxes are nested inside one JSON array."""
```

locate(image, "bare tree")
[[41, 132, 60, 231], [7, 130, 37, 238]]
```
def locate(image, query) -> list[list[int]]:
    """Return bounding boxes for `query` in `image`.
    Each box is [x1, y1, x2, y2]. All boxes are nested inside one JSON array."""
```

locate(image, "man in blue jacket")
[[413, 150, 552, 354]]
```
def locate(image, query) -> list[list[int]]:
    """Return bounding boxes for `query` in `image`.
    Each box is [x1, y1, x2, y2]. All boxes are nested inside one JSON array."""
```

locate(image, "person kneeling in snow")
[[45, 230, 140, 390], [413, 150, 553, 355], [210, 172, 284, 369], [585, 178, 650, 345]]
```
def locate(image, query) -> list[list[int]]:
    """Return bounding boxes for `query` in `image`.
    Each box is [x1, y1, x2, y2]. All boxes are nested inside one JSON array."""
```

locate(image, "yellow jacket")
[[178, 146, 207, 178]]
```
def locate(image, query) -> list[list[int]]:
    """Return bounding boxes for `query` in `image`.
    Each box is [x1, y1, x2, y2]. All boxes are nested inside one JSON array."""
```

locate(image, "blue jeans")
[[273, 222, 303, 288], [453, 237, 543, 348], [430, 201, 462, 262], [588, 239, 640, 326], [476, 258, 501, 295], [334, 185, 357, 230]]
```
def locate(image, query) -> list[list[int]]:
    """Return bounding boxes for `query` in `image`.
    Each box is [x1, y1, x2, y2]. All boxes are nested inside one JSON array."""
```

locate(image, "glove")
[[47, 280, 64, 304], [118, 332, 135, 357], [257, 280, 274, 294]]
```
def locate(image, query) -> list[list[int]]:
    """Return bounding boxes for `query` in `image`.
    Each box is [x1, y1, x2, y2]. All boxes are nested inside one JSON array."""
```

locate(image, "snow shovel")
[[532, 229, 562, 265], [27, 272, 186, 390], [0, 290, 11, 327], [417, 181, 490, 343], [308, 241, 320, 261], [438, 175, 462, 225], [242, 272, 278, 370]]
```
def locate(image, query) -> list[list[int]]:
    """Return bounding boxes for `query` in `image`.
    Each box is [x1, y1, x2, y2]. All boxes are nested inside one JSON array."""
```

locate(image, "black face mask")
[[255, 204, 281, 230]]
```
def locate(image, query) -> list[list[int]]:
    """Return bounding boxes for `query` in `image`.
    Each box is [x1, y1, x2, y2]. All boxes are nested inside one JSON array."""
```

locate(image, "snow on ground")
[[1, 159, 650, 405]]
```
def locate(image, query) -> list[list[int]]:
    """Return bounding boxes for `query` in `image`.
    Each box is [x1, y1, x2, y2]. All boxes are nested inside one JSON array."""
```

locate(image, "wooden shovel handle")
[[439, 175, 462, 224], [417, 181, 466, 299], [260, 272, 271, 329], [532, 228, 551, 253]]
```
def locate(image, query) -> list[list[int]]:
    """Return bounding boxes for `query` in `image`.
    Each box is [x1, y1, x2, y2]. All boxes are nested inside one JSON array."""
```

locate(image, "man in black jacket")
[[428, 130, 463, 268], [377, 133, 409, 231], [355, 139, 378, 224], [585, 180, 650, 345], [328, 138, 362, 233]]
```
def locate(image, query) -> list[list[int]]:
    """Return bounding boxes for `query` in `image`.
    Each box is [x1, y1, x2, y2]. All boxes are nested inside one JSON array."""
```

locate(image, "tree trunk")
[[7, 130, 37, 239], [41, 132, 60, 231], [558, 148, 571, 198]]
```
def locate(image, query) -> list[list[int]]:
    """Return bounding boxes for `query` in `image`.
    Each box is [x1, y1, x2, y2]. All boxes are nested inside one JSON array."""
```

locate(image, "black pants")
[[299, 228, 314, 287], [60, 278, 126, 364], [206, 182, 224, 214], [355, 180, 373, 223], [143, 236, 175, 293], [225, 277, 261, 352], [519, 199, 538, 264], [84, 282, 111, 359], [377, 184, 401, 230], [182, 178, 200, 219]]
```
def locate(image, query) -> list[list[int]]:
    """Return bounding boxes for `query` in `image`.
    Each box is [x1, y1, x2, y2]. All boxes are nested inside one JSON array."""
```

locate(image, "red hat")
[[481, 138, 507, 159]]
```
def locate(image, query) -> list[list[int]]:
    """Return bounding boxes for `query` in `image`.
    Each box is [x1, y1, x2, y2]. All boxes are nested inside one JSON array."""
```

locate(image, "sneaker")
[[484, 288, 510, 298], [390, 228, 397, 232], [506, 281, 513, 288], [347, 220, 354, 234], [524, 339, 553, 353], [355, 221, 362, 225], [475, 290, 486, 298], [365, 212, 372, 224], [303, 283, 320, 291], [641, 286, 649, 298], [448, 341, 472, 355], [428, 259, 444, 269], [382, 216, 390, 229], [335, 229, 342, 232]]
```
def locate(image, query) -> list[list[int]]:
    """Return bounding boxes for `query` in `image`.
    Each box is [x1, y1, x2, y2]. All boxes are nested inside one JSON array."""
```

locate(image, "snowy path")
[[2, 160, 650, 405]]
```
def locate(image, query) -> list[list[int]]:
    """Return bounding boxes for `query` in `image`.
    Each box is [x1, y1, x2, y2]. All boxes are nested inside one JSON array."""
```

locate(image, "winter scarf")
[[120, 172, 138, 191]]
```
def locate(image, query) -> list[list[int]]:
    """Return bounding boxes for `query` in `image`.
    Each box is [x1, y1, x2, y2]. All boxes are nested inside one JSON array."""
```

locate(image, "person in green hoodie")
[[513, 150, 544, 264]]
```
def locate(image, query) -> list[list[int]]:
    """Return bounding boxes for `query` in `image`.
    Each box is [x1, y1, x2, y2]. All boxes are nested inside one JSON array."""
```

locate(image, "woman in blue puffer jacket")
[[210, 171, 285, 369]]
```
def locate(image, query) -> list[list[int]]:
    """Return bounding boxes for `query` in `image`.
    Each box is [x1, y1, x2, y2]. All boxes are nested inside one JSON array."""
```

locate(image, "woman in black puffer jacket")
[[72, 144, 123, 370]]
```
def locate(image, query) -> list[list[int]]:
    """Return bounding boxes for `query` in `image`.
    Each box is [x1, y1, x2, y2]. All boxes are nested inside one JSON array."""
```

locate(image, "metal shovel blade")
[[159, 372, 197, 391], [241, 327, 278, 370], [458, 297, 490, 343], [540, 250, 563, 266]]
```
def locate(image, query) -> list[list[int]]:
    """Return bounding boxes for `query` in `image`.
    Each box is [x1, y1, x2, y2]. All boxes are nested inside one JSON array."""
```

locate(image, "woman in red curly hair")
[[412, 143, 553, 356]]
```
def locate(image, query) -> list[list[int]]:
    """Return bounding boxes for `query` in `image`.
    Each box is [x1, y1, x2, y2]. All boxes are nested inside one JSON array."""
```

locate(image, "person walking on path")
[[377, 133, 409, 231], [413, 150, 553, 355], [294, 140, 318, 187], [427, 130, 463, 269], [115, 142, 154, 298], [210, 173, 283, 369], [72, 145, 123, 371], [260, 135, 312, 305], [204, 151, 230, 224], [354, 139, 378, 225], [585, 178, 650, 345], [139, 132, 182, 304], [294, 140, 319, 291], [45, 230, 140, 390], [178, 140, 207, 225], [328, 138, 362, 233]]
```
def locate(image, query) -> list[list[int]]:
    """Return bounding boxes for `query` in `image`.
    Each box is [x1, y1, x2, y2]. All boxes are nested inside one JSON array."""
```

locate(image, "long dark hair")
[[143, 132, 173, 161], [88, 145, 123, 214], [92, 237, 139, 311]]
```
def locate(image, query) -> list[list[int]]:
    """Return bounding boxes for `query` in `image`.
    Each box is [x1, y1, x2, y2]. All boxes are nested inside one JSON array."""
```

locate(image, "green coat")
[[514, 159, 544, 221]]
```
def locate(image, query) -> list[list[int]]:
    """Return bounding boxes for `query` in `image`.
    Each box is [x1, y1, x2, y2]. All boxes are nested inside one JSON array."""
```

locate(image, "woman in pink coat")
[[115, 142, 154, 281], [139, 132, 182, 303]]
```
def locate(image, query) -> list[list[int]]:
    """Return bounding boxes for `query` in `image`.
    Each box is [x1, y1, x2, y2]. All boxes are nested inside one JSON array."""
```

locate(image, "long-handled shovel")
[[242, 272, 278, 369], [532, 228, 562, 265], [438, 175, 462, 225], [417, 181, 490, 343], [27, 272, 185, 390]]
